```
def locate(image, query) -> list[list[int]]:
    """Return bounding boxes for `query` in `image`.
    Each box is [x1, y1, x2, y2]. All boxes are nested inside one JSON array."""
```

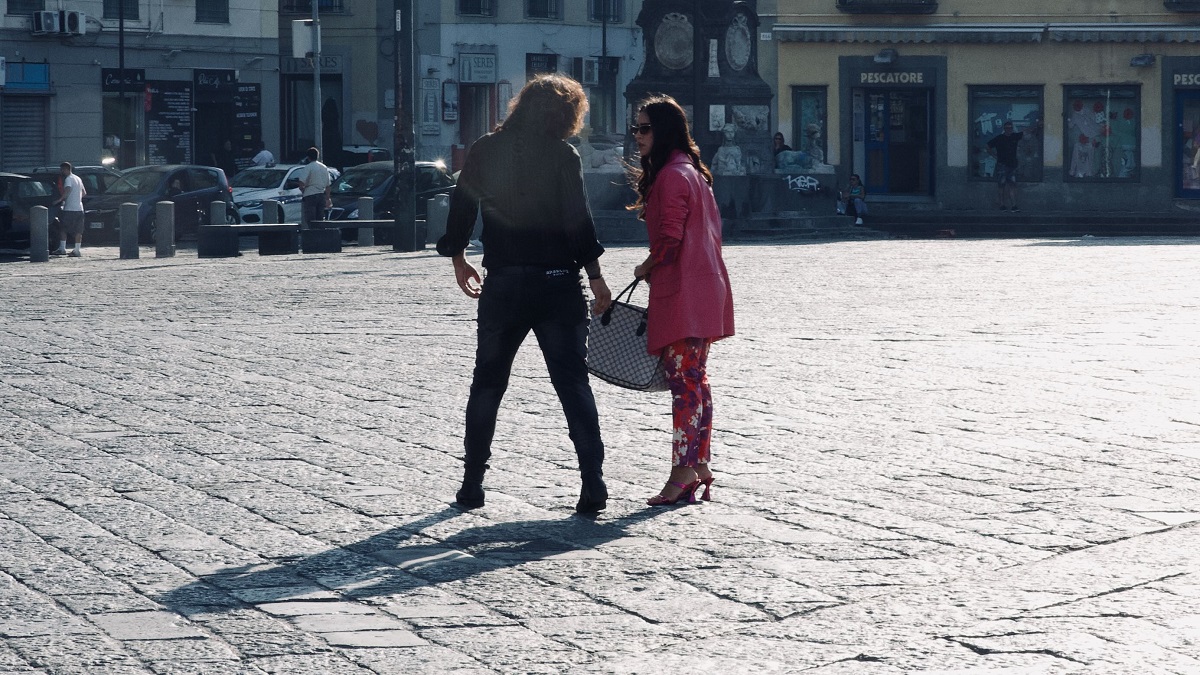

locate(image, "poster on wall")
[[145, 81, 193, 165], [421, 77, 440, 135], [442, 81, 459, 122]]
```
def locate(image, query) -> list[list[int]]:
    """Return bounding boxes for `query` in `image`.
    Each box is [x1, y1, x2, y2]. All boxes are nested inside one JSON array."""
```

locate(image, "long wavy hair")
[[498, 74, 588, 140], [627, 95, 713, 217]]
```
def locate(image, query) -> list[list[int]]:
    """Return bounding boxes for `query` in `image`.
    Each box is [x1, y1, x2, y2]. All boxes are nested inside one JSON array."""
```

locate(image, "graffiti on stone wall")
[[784, 174, 822, 193]]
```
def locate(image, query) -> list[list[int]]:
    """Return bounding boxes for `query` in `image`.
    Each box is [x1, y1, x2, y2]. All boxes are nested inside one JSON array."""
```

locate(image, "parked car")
[[337, 145, 391, 171], [0, 172, 57, 246], [325, 160, 455, 223], [22, 164, 123, 198], [230, 163, 340, 224], [82, 165, 238, 245]]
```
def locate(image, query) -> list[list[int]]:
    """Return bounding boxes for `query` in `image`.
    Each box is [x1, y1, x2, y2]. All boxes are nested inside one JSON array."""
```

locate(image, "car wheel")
[[226, 207, 240, 224], [276, 203, 286, 223]]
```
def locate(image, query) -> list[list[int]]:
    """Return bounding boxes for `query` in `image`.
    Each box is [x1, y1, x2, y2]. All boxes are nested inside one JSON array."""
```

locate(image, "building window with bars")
[[102, 0, 139, 20], [589, 0, 623, 22], [459, 0, 494, 17], [527, 0, 560, 20], [9, 0, 45, 13], [196, 0, 229, 24]]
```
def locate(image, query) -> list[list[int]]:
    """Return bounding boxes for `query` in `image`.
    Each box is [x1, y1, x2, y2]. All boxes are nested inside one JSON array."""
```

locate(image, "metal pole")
[[601, 0, 608, 132], [393, 1, 417, 252], [118, 0, 125, 169], [312, 2, 322, 158]]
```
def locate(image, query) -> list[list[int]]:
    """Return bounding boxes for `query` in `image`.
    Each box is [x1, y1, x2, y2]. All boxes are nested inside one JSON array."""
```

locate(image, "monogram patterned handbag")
[[586, 279, 669, 392]]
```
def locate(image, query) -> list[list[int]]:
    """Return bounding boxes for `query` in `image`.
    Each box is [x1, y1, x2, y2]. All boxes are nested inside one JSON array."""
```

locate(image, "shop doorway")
[[853, 88, 933, 195], [1177, 90, 1200, 197], [459, 84, 494, 151]]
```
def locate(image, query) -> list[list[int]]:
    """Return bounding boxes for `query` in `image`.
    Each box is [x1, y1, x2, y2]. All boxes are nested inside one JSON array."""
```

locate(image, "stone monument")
[[624, 0, 774, 173]]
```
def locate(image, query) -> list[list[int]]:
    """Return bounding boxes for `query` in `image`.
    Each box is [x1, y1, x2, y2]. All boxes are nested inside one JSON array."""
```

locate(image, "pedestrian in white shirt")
[[251, 141, 275, 167], [297, 147, 332, 227], [50, 162, 86, 257]]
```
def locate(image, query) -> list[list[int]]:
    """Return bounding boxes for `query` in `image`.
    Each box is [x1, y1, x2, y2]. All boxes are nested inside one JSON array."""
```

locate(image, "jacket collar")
[[665, 149, 691, 167]]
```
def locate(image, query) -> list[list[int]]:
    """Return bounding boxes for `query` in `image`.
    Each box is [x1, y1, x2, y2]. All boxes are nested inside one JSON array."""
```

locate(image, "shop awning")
[[773, 23, 1045, 44], [775, 22, 1200, 45], [1048, 23, 1200, 43]]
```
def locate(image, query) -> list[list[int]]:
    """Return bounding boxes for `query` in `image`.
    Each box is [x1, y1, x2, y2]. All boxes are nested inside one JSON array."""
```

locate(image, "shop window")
[[790, 87, 828, 166], [102, 0, 139, 20], [459, 0, 494, 17], [9, 0, 45, 13], [527, 0, 560, 19], [1064, 86, 1140, 181], [589, 0, 624, 22], [968, 86, 1043, 182], [196, 0, 229, 24], [280, 0, 345, 12]]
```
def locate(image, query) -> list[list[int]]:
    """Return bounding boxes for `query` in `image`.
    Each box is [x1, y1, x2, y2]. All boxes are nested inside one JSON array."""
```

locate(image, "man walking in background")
[[987, 120, 1035, 212], [297, 147, 332, 227], [50, 162, 86, 257]]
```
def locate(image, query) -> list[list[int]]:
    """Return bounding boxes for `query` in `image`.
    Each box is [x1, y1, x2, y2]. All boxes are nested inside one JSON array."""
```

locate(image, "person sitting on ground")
[[836, 173, 868, 225]]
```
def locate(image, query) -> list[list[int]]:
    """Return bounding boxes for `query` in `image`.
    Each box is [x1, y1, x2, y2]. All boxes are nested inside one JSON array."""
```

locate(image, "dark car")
[[83, 165, 239, 244], [325, 160, 455, 223], [22, 164, 123, 198], [0, 172, 57, 246]]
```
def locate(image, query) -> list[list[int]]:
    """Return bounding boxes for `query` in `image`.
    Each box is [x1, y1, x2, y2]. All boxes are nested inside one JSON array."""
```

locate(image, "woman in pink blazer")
[[629, 96, 735, 506]]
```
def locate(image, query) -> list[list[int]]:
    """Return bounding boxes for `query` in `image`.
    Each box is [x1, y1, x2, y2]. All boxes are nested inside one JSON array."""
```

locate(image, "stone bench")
[[198, 223, 301, 258]]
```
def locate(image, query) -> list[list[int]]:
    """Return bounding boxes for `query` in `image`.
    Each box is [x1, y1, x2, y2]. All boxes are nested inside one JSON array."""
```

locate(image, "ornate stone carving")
[[654, 13, 694, 71]]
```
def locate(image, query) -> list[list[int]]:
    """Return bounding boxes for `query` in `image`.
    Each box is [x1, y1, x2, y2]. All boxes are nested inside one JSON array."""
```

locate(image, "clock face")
[[654, 12, 694, 71], [725, 14, 751, 72]]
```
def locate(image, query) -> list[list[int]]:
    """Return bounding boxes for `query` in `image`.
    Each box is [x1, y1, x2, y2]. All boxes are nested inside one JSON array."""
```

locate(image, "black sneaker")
[[50, 248, 67, 256], [1011, 206, 1020, 212], [575, 474, 608, 514]]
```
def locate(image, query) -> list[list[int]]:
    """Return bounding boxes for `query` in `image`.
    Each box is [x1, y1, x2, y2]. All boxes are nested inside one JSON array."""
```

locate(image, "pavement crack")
[[943, 636, 1088, 664]]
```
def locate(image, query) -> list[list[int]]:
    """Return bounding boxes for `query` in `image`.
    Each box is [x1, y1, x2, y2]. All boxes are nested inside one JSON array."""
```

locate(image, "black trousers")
[[463, 269, 604, 481]]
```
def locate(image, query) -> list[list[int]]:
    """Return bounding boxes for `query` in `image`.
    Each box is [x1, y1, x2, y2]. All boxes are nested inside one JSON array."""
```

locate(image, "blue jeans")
[[462, 269, 605, 481]]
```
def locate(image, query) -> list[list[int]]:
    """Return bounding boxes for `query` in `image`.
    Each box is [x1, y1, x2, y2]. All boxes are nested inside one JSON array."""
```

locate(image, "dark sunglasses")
[[630, 123, 653, 136]]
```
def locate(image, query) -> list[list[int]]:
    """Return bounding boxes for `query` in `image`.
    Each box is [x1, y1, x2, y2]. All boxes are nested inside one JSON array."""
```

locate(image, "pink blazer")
[[643, 151, 735, 354]]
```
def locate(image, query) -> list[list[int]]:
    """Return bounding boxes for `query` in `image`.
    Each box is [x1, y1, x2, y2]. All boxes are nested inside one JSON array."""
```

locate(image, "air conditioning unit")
[[31, 10, 58, 35], [61, 10, 86, 36]]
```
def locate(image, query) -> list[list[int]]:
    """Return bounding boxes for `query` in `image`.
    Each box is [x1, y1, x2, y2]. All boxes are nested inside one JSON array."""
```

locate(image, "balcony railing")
[[1165, 0, 1200, 11], [836, 0, 937, 14], [281, 0, 346, 14]]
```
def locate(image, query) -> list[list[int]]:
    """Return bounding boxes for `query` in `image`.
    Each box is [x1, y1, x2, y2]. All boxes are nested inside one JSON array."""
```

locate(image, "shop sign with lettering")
[[860, 72, 926, 85], [1175, 74, 1200, 86], [460, 53, 497, 84]]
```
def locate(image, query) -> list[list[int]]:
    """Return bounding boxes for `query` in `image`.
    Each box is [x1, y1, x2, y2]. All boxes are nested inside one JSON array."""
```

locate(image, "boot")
[[575, 472, 608, 514], [454, 462, 488, 510]]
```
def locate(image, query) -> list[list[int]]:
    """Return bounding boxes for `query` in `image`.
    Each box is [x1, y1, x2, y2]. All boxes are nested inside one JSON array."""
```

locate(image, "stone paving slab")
[[1, 238, 1199, 672]]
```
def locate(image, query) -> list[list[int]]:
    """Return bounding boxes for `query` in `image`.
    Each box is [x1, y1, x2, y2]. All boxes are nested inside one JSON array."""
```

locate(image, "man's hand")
[[589, 278, 612, 316], [452, 253, 482, 298]]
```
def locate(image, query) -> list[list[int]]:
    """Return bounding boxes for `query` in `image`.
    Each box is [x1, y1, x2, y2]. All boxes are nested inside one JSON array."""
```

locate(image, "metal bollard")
[[119, 202, 140, 259], [356, 196, 374, 246], [29, 206, 49, 263], [262, 199, 278, 224], [155, 202, 175, 258], [210, 201, 227, 225]]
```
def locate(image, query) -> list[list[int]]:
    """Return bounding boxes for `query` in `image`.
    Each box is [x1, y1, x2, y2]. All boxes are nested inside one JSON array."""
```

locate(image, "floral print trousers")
[[662, 337, 712, 467]]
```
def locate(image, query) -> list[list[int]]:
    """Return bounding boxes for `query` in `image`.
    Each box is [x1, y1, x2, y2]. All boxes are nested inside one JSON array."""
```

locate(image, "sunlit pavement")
[[1, 237, 1198, 673]]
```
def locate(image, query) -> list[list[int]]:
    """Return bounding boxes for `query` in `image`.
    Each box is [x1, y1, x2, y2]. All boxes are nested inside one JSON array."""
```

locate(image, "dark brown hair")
[[498, 73, 588, 140], [626, 95, 712, 217]]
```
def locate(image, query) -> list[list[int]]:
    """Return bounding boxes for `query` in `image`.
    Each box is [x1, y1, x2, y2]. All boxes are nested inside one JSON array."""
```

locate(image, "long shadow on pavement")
[[156, 506, 666, 611]]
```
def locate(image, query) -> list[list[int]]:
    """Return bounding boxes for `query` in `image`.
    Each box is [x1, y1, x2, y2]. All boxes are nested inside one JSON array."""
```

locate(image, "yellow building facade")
[[772, 0, 1200, 213]]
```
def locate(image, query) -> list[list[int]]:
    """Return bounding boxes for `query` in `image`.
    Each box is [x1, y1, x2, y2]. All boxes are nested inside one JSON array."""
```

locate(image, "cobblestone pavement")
[[1, 237, 1199, 674]]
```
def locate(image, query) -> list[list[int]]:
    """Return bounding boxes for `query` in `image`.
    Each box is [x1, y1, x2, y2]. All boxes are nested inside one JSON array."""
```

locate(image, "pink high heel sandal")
[[646, 480, 699, 506]]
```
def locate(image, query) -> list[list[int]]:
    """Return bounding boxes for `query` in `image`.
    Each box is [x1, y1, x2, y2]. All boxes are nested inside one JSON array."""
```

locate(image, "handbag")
[[586, 278, 669, 392]]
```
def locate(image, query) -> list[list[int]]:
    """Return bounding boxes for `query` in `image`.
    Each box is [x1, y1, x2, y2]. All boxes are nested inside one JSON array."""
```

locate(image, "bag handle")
[[599, 277, 646, 327]]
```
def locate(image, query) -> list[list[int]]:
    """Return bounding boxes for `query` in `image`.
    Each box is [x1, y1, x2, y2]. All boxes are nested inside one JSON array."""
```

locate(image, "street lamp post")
[[392, 0, 417, 252], [312, 0, 322, 157]]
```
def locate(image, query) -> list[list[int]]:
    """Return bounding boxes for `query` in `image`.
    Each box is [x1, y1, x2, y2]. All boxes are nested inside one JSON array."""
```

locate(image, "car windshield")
[[106, 170, 164, 196], [333, 168, 391, 195], [231, 168, 289, 189]]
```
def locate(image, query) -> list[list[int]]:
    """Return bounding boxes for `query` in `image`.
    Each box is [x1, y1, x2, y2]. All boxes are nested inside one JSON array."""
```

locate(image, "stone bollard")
[[262, 199, 279, 224], [356, 197, 374, 246], [119, 202, 140, 259], [210, 201, 227, 225], [155, 202, 175, 258], [29, 206, 49, 263]]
